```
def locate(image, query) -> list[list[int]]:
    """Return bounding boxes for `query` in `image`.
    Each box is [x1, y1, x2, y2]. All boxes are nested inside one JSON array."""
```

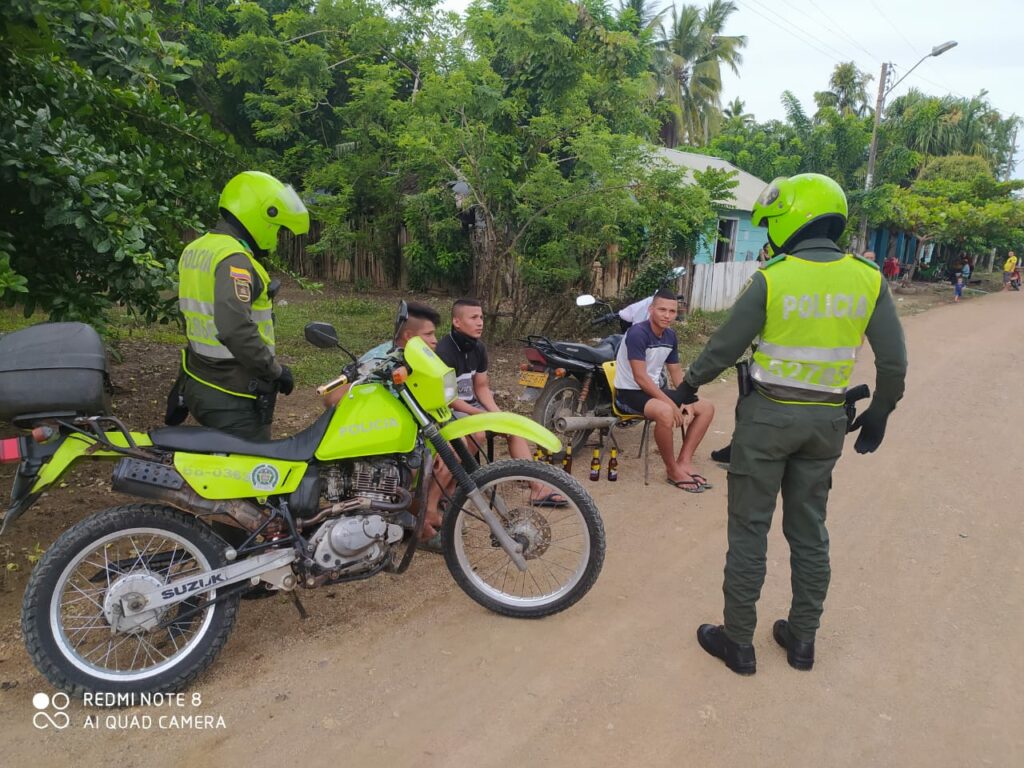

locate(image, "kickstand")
[[289, 590, 309, 620]]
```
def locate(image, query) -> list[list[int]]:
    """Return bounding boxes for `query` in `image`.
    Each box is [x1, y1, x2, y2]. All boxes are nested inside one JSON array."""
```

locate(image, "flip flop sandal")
[[666, 478, 705, 493], [691, 474, 714, 490]]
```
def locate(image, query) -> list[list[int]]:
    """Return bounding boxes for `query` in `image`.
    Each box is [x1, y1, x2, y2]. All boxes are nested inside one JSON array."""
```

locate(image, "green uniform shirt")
[[181, 220, 283, 394], [686, 238, 907, 413]]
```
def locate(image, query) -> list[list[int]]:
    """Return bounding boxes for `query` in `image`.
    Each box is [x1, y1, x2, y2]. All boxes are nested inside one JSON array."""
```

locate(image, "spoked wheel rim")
[[540, 383, 586, 452], [452, 475, 591, 608], [49, 527, 217, 682]]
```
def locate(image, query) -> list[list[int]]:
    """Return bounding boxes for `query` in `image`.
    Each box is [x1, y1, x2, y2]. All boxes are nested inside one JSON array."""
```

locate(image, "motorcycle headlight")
[[443, 370, 458, 404]]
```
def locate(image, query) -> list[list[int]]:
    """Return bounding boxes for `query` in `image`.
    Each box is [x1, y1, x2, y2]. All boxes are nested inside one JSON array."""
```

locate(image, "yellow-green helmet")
[[751, 173, 848, 255], [218, 171, 310, 252]]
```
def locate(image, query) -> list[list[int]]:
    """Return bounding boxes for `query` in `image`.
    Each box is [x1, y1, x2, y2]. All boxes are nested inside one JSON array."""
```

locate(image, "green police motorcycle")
[[1, 307, 605, 696]]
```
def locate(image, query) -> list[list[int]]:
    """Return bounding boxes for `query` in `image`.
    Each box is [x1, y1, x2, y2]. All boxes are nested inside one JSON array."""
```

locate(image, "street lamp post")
[[859, 40, 958, 250]]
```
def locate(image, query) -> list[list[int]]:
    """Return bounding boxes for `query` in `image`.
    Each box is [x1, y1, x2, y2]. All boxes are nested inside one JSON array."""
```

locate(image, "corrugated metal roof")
[[652, 147, 768, 212]]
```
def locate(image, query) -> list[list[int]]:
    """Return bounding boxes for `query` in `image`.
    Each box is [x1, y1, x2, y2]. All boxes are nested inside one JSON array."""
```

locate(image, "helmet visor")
[[756, 181, 782, 209], [279, 184, 308, 216]]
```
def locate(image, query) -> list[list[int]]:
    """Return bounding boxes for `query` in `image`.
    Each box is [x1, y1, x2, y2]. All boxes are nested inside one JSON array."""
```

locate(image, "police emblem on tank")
[[250, 463, 279, 492]]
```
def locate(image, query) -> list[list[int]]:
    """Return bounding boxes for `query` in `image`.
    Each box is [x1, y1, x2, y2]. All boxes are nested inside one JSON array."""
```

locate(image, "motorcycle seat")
[[551, 340, 619, 365], [148, 408, 334, 461]]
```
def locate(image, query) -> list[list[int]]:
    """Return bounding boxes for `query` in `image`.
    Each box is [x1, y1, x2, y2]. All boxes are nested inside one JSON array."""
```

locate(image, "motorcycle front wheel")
[[442, 460, 605, 618], [22, 503, 241, 697]]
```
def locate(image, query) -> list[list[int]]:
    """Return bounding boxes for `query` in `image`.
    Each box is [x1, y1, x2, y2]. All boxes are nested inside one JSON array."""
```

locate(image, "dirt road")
[[2, 291, 1021, 767]]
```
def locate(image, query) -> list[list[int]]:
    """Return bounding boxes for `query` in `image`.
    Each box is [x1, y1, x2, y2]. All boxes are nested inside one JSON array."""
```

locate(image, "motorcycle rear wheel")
[[443, 460, 605, 618], [22, 503, 241, 697]]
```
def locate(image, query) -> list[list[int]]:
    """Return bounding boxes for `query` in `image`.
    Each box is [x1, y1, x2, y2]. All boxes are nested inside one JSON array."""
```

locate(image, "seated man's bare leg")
[[643, 398, 690, 483], [422, 456, 450, 539], [506, 434, 567, 504], [676, 400, 715, 477]]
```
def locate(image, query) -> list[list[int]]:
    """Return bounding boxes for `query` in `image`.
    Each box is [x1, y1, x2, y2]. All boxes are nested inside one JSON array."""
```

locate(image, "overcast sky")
[[438, 0, 1024, 178]]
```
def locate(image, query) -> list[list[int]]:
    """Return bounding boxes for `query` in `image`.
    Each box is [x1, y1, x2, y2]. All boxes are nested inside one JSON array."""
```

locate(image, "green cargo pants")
[[723, 391, 849, 645], [182, 376, 272, 441]]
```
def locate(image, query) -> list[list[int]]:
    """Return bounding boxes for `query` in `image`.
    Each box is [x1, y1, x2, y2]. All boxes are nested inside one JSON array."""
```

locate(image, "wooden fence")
[[689, 260, 759, 312]]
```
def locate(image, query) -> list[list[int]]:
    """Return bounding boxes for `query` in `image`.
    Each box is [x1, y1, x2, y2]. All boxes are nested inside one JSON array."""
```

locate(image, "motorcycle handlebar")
[[590, 312, 618, 327]]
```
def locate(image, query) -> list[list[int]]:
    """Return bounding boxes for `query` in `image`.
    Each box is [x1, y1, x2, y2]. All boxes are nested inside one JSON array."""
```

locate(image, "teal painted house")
[[654, 148, 769, 310]]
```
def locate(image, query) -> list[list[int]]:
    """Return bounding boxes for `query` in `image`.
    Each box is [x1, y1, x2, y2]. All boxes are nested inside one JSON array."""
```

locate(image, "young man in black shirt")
[[436, 298, 567, 507]]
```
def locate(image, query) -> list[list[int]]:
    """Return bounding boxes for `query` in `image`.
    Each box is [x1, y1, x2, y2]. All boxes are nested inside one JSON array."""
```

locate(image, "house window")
[[714, 218, 738, 263]]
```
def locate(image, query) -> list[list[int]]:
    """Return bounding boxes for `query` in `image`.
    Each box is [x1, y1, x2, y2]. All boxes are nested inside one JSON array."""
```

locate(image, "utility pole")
[[1005, 122, 1019, 181], [856, 41, 958, 252], [859, 62, 889, 251]]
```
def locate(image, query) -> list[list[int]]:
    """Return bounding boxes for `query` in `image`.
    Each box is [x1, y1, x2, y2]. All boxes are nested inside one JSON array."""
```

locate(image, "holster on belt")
[[164, 354, 190, 426], [735, 359, 753, 398], [248, 378, 279, 426]]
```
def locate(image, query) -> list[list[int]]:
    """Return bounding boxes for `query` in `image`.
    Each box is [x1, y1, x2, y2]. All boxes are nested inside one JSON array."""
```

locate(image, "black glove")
[[850, 405, 890, 454], [275, 365, 294, 396], [677, 380, 699, 405]]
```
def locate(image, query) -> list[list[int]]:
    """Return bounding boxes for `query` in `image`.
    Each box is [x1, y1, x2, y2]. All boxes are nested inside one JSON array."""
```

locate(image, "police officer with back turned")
[[172, 171, 309, 440], [678, 173, 907, 675]]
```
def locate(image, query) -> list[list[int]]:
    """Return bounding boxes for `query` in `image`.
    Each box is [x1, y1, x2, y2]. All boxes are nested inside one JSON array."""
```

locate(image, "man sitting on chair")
[[613, 288, 715, 492]]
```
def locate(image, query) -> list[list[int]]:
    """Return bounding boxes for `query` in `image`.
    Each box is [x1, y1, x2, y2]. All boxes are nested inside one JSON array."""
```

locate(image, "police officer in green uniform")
[[679, 173, 907, 675], [174, 171, 309, 440]]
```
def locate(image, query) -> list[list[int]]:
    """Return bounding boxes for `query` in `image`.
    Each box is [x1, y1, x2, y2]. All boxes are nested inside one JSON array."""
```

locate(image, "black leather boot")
[[772, 619, 814, 671], [697, 624, 756, 675]]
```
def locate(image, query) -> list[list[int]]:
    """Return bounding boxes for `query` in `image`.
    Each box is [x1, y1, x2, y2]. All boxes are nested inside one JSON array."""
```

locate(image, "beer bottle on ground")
[[589, 449, 601, 481], [607, 448, 618, 482], [561, 444, 574, 474]]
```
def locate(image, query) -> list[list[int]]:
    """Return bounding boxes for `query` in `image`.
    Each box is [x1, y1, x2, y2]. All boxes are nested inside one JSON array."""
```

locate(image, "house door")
[[714, 218, 738, 263]]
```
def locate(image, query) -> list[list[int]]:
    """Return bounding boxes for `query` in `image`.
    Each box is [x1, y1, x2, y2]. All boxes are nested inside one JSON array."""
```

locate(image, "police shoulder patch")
[[851, 254, 881, 271], [761, 254, 787, 269], [229, 263, 253, 302]]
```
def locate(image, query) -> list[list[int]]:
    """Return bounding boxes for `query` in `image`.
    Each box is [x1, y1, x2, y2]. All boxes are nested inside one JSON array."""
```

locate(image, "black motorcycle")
[[518, 297, 624, 454]]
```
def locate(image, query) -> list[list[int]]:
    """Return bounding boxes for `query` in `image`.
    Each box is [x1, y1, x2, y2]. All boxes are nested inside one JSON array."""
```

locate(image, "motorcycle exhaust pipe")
[[554, 415, 619, 432], [111, 458, 270, 532]]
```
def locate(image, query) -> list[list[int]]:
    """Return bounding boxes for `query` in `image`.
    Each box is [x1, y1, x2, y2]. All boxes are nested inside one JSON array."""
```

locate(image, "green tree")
[[0, 0, 237, 323], [656, 0, 746, 147], [813, 61, 873, 118], [395, 0, 719, 333]]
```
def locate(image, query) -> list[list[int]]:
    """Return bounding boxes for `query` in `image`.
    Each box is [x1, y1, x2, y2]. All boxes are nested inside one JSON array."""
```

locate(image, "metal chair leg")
[[641, 419, 651, 486]]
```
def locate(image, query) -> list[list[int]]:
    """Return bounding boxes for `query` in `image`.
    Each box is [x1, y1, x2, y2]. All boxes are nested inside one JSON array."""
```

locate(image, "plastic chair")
[[602, 361, 654, 485]]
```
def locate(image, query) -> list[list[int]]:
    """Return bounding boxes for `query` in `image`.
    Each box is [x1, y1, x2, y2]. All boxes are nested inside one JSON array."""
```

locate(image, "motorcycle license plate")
[[518, 371, 549, 388]]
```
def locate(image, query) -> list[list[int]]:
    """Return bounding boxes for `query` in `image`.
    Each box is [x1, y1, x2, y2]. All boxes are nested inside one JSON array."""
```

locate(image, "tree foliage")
[[0, 0, 238, 322]]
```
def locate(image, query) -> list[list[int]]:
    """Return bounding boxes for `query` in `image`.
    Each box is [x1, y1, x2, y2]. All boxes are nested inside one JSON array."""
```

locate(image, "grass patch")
[[273, 297, 395, 385], [676, 309, 730, 365]]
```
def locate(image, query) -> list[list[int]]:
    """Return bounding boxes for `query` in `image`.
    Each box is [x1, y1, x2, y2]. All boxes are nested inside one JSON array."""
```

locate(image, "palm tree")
[[722, 96, 753, 124], [813, 62, 873, 117], [656, 0, 746, 147]]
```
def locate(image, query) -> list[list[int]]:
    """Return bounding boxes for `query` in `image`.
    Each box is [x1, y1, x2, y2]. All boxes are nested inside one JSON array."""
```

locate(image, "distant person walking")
[[1003, 251, 1018, 291], [882, 254, 900, 282]]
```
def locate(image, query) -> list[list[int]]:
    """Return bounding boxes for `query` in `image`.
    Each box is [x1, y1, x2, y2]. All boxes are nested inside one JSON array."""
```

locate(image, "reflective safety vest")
[[751, 254, 880, 405], [178, 233, 275, 363]]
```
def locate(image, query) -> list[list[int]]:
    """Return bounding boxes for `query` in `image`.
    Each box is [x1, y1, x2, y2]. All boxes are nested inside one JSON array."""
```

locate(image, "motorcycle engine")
[[321, 460, 403, 505], [309, 514, 404, 573], [309, 460, 407, 573]]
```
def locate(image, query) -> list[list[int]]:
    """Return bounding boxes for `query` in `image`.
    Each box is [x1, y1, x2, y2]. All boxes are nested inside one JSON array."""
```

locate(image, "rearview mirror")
[[576, 294, 596, 307], [669, 266, 687, 278], [304, 322, 339, 349]]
